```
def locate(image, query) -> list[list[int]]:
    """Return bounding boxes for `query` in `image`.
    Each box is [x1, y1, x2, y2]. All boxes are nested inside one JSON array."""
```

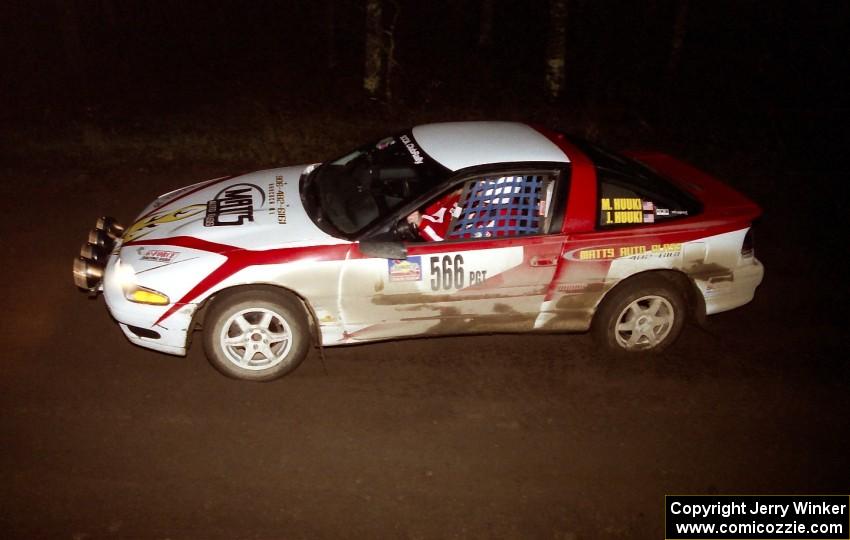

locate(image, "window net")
[[447, 174, 550, 239]]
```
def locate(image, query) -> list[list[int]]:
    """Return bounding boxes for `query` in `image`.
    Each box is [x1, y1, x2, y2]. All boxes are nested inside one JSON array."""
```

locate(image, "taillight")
[[741, 227, 754, 258]]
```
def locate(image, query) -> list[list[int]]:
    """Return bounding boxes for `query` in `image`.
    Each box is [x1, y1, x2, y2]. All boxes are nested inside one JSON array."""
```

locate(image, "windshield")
[[301, 131, 449, 238]]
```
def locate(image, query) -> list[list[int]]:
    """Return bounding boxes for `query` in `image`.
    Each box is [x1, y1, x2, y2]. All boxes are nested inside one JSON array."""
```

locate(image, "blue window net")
[[447, 174, 549, 239]]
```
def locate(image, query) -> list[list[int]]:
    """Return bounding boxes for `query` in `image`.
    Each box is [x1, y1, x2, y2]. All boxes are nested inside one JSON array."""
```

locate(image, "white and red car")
[[74, 122, 764, 381]]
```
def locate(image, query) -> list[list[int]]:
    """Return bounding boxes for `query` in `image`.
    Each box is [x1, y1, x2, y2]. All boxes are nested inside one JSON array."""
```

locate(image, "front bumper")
[[101, 254, 195, 356], [74, 216, 193, 356], [118, 323, 188, 355]]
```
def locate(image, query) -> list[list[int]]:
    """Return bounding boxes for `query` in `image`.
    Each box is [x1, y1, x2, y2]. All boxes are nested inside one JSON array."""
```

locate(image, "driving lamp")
[[96, 216, 125, 240], [126, 286, 170, 305]]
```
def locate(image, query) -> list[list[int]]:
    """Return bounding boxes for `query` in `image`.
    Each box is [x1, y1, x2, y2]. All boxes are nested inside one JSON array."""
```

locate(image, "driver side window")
[[408, 171, 558, 243], [447, 173, 556, 240]]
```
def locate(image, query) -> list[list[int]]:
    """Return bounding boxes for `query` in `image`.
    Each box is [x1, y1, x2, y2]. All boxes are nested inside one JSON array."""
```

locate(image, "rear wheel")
[[593, 275, 686, 354], [203, 290, 310, 381]]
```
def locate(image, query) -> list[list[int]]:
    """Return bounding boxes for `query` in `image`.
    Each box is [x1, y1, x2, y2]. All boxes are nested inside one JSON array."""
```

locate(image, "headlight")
[[114, 259, 170, 305], [114, 259, 137, 290]]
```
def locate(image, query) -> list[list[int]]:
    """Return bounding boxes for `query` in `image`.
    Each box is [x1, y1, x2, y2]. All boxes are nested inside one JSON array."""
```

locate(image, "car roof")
[[411, 121, 570, 172]]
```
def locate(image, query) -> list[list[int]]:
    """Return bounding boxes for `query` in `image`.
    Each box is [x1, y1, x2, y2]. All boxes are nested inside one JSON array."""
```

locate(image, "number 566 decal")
[[430, 255, 464, 291]]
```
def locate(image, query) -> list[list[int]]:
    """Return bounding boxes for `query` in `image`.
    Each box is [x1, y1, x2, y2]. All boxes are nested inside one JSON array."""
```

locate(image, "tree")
[[382, 0, 400, 102], [544, 0, 568, 101], [363, 0, 384, 98], [362, 0, 399, 103]]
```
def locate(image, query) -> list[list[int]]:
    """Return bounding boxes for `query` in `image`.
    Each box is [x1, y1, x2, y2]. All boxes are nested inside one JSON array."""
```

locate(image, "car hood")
[[121, 165, 341, 251]]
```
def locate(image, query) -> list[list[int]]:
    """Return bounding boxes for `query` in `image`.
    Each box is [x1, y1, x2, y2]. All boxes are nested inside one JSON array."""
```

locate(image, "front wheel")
[[203, 290, 310, 381], [592, 275, 687, 355]]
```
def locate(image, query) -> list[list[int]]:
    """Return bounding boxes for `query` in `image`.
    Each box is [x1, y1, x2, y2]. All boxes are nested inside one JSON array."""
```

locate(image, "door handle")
[[530, 255, 558, 267]]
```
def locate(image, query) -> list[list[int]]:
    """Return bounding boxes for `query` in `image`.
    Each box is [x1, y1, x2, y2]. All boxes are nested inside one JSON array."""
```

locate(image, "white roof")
[[411, 121, 569, 172]]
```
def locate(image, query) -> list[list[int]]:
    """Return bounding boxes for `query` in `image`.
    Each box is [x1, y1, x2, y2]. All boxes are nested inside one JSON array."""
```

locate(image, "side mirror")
[[359, 241, 407, 260]]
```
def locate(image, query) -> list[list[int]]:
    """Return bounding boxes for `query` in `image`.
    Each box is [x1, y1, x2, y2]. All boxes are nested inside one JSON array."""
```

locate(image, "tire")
[[592, 274, 687, 355], [203, 289, 310, 381]]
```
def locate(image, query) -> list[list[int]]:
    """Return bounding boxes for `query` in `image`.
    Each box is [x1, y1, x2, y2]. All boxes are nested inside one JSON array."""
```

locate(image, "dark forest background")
[[1, 0, 847, 170]]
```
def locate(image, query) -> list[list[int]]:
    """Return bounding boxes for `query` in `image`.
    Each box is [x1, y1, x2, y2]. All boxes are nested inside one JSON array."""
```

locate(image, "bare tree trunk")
[[544, 0, 568, 101], [383, 0, 400, 103], [667, 0, 689, 79], [363, 0, 383, 98]]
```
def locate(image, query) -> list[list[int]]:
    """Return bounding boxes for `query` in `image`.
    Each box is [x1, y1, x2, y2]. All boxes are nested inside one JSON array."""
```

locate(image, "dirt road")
[[1, 164, 846, 539]]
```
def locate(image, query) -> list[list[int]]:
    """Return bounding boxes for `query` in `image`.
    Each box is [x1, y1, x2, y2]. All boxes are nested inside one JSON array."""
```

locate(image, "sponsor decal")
[[138, 249, 178, 263], [643, 213, 655, 223], [204, 183, 266, 227], [399, 134, 424, 165], [267, 175, 288, 225], [670, 209, 689, 216], [575, 247, 616, 261], [124, 204, 206, 242], [388, 256, 422, 282], [642, 200, 655, 211], [627, 244, 683, 260], [566, 243, 683, 261], [655, 207, 670, 216]]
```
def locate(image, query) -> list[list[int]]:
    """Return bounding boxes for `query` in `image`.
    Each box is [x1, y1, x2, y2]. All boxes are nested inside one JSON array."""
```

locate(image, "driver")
[[407, 188, 462, 241]]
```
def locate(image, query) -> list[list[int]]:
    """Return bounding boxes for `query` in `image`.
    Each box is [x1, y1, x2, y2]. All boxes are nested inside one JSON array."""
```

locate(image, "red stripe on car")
[[125, 236, 351, 324]]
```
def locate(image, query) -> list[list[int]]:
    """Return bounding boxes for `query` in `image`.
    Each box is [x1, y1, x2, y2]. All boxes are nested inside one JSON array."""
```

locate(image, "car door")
[[337, 167, 568, 342]]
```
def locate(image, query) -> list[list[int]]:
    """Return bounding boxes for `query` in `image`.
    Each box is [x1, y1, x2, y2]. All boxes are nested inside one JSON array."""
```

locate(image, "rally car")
[[73, 121, 764, 381]]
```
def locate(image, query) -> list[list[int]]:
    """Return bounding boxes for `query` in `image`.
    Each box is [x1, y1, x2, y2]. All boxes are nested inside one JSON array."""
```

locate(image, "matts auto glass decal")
[[204, 183, 266, 227], [565, 243, 683, 261]]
